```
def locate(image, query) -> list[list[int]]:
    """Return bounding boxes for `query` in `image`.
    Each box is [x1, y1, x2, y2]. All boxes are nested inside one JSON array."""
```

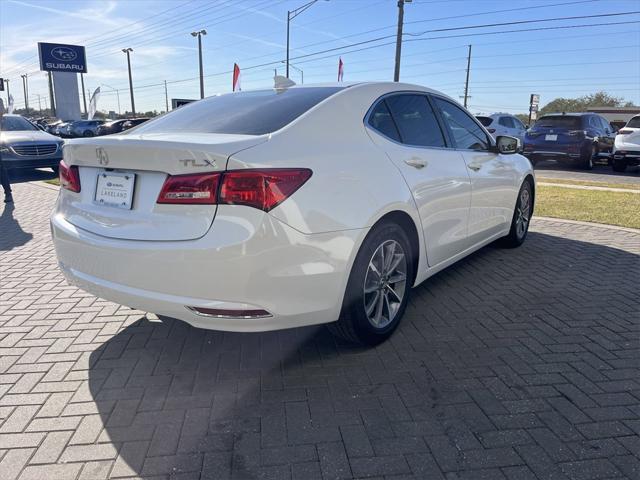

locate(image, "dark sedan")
[[96, 119, 129, 136], [0, 114, 64, 173]]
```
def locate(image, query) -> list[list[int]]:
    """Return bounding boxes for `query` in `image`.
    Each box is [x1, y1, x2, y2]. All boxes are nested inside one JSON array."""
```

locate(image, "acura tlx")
[[51, 82, 535, 345]]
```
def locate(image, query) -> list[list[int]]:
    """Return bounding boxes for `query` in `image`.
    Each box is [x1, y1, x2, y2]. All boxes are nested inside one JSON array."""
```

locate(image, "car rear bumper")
[[613, 150, 640, 165], [51, 205, 364, 332]]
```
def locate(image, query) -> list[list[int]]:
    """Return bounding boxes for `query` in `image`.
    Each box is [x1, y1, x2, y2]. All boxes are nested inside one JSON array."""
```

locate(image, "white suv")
[[477, 113, 527, 144]]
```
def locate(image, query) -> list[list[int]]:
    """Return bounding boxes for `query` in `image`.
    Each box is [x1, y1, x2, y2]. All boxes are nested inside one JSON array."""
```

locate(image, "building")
[[587, 107, 640, 129]]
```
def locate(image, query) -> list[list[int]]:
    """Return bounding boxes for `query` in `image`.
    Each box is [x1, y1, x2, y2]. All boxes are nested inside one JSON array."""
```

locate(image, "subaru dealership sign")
[[38, 42, 87, 73]]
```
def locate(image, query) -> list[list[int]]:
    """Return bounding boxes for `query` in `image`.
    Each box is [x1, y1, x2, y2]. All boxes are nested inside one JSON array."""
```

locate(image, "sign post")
[[38, 42, 86, 120], [528, 94, 540, 126]]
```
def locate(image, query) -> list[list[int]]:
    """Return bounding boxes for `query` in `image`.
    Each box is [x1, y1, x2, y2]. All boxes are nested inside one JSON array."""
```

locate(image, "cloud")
[[8, 0, 120, 26]]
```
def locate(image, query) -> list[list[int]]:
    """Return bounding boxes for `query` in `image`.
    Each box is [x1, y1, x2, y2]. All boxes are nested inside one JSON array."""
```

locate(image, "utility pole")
[[36, 94, 42, 112], [164, 80, 169, 112], [191, 30, 207, 99], [122, 48, 135, 116], [286, 0, 325, 78], [4, 79, 9, 105], [21, 74, 29, 114], [80, 73, 88, 116], [463, 44, 472, 108], [394, 0, 411, 82], [47, 72, 56, 117]]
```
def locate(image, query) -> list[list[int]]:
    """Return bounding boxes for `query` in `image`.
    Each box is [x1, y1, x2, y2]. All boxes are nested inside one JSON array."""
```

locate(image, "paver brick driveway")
[[1, 182, 639, 480]]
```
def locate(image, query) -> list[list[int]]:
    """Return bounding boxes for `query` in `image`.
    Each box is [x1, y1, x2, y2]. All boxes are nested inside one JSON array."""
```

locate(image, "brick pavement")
[[1, 182, 639, 480]]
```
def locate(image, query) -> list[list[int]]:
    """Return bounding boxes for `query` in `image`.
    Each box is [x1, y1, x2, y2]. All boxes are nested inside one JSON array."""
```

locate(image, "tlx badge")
[[179, 158, 217, 168], [96, 147, 109, 165]]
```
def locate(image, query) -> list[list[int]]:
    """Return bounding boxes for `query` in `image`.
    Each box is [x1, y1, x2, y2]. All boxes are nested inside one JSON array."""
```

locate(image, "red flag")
[[337, 57, 344, 82], [233, 63, 241, 92]]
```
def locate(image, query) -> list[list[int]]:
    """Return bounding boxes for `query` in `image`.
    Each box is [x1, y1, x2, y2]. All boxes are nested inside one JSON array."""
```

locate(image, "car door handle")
[[404, 158, 426, 169], [467, 163, 481, 171]]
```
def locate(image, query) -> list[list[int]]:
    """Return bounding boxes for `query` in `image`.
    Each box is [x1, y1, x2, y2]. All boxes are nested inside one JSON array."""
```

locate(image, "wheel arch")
[[370, 210, 420, 285]]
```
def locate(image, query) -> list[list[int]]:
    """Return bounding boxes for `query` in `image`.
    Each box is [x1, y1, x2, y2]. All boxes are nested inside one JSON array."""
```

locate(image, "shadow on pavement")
[[88, 232, 639, 478], [5, 168, 58, 184], [0, 202, 33, 251]]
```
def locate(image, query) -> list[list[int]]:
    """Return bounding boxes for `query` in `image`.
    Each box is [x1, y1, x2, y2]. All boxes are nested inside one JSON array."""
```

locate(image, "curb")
[[537, 182, 639, 194], [533, 216, 640, 234]]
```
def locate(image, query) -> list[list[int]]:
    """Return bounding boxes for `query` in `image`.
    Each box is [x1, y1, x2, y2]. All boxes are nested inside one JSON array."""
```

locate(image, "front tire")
[[612, 157, 627, 172], [329, 221, 414, 345], [498, 180, 533, 248]]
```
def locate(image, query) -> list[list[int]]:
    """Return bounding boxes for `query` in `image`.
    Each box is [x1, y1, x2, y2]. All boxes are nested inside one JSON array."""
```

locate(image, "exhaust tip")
[[186, 306, 272, 319]]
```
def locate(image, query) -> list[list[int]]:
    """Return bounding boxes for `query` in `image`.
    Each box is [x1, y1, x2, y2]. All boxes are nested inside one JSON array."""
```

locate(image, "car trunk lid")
[[59, 133, 267, 241]]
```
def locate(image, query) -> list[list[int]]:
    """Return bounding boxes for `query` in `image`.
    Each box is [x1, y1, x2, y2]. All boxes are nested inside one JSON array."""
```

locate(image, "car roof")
[[541, 112, 595, 117]]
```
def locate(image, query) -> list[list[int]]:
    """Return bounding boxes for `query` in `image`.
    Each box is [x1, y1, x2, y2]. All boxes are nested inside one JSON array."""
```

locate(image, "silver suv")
[[476, 113, 527, 144]]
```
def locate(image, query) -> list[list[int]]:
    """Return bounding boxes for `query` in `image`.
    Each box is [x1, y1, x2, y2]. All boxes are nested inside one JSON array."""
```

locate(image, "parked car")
[[121, 117, 150, 131], [65, 120, 106, 138], [476, 113, 527, 144], [611, 114, 640, 172], [47, 120, 72, 136], [51, 83, 534, 345], [96, 119, 130, 136], [0, 114, 64, 173], [523, 112, 616, 169]]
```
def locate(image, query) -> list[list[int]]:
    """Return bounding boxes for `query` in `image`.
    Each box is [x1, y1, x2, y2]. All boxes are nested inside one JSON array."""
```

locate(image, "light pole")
[[101, 83, 121, 115], [122, 48, 135, 116], [21, 74, 29, 114], [4, 79, 9, 105], [394, 0, 412, 82], [286, 0, 327, 78], [191, 30, 207, 99]]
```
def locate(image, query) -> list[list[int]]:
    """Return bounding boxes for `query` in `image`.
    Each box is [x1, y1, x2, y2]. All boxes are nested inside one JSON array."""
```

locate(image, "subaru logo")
[[51, 47, 77, 61], [96, 147, 109, 166]]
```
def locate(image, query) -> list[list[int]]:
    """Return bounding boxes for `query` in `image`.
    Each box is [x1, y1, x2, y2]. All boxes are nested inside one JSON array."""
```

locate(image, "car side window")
[[433, 97, 490, 151], [589, 116, 601, 130], [384, 94, 446, 148], [499, 117, 514, 128], [513, 118, 525, 130], [367, 100, 401, 142]]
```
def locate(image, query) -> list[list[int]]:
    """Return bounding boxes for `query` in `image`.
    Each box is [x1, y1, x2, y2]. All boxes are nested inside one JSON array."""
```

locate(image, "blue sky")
[[1, 0, 639, 115]]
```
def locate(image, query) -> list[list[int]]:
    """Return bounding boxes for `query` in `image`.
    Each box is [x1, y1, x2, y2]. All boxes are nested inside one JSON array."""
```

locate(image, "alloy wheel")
[[515, 187, 531, 239], [363, 240, 407, 329]]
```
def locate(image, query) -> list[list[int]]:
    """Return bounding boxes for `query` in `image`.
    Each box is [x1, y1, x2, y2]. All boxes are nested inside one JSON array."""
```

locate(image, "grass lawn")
[[535, 185, 640, 229], [537, 177, 640, 191]]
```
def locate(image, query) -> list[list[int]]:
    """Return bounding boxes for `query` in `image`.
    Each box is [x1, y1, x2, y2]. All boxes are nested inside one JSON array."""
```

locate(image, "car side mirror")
[[495, 135, 519, 154]]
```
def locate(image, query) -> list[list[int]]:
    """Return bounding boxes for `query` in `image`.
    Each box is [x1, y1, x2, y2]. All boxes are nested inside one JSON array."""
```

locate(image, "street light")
[[20, 74, 29, 114], [101, 83, 121, 115], [190, 29, 207, 99], [122, 48, 135, 116], [286, 0, 328, 79]]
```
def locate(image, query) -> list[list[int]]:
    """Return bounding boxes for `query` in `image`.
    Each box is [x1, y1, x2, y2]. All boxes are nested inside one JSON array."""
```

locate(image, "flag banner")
[[7, 94, 14, 114], [338, 57, 344, 82], [233, 63, 241, 92], [88, 86, 100, 120]]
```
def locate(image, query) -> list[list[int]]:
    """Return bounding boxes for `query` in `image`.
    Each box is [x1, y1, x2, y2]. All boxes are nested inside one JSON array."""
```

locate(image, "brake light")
[[220, 169, 312, 212], [487, 128, 496, 133], [59, 160, 81, 193], [157, 169, 312, 211], [157, 172, 221, 204]]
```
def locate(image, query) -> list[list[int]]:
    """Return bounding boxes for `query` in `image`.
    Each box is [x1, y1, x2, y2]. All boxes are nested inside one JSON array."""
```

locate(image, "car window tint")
[[513, 118, 525, 129], [131, 87, 345, 135], [433, 97, 489, 150], [627, 116, 640, 128], [476, 116, 493, 127], [385, 94, 445, 147], [367, 100, 401, 142], [499, 117, 514, 128], [534, 116, 582, 129], [0, 116, 38, 131]]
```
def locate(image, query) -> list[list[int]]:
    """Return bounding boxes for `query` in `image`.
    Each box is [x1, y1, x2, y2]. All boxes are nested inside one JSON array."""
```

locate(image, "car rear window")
[[131, 87, 345, 136], [534, 115, 582, 129], [476, 116, 493, 127], [626, 116, 640, 128], [0, 116, 38, 131]]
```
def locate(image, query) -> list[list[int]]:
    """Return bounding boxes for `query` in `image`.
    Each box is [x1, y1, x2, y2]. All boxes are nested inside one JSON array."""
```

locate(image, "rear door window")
[[367, 101, 401, 142], [131, 87, 345, 136], [499, 117, 515, 128], [384, 94, 446, 148], [433, 97, 490, 151], [476, 116, 493, 127]]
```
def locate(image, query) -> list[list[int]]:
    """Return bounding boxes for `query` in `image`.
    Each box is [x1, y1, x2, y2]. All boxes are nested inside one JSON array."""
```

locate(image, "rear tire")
[[83, 130, 94, 137], [328, 221, 414, 345], [612, 158, 627, 172], [498, 180, 533, 248]]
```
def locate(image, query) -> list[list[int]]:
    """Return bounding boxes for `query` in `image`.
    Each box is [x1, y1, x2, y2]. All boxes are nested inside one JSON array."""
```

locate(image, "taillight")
[[220, 169, 312, 212], [487, 128, 496, 133], [157, 169, 312, 212], [59, 160, 81, 193], [618, 129, 632, 135], [157, 172, 221, 204]]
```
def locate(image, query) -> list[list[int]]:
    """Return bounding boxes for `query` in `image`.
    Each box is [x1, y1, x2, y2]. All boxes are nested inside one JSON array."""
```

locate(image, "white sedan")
[[51, 82, 535, 345], [612, 114, 640, 172]]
